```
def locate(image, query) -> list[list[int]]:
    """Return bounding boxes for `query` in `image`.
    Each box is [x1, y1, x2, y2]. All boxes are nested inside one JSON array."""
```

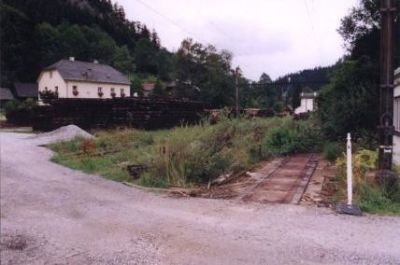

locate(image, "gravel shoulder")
[[1, 132, 400, 265]]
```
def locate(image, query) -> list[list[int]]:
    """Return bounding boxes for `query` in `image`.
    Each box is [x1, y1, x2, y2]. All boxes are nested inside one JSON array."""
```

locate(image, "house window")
[[120, 88, 125, 97], [111, 87, 116, 97], [98, 87, 103, 97], [72, 85, 79, 96], [45, 87, 48, 91], [395, 97, 400, 133], [55, 86, 58, 94]]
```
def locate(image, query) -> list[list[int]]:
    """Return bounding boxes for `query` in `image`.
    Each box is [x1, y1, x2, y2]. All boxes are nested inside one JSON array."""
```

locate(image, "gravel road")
[[1, 132, 400, 265]]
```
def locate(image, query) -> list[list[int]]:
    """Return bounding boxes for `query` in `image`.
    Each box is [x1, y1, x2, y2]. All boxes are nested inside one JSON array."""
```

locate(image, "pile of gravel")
[[28, 125, 94, 145]]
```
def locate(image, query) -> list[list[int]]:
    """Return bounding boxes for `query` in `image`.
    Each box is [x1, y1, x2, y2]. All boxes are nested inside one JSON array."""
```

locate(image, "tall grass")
[[335, 150, 400, 215], [50, 116, 322, 187]]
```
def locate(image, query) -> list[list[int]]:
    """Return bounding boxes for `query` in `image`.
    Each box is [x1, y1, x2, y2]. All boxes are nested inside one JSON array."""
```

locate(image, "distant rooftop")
[[14, 83, 38, 98], [44, 58, 130, 85], [301, 92, 318, 99], [0, 87, 14, 100]]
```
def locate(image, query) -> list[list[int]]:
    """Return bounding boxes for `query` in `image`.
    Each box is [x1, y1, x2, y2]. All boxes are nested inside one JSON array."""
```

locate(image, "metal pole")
[[378, 0, 397, 170], [346, 133, 353, 205], [235, 67, 240, 117]]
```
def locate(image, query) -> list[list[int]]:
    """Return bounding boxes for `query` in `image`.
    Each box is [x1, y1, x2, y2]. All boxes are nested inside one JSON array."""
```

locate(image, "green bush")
[[262, 120, 322, 155], [335, 149, 400, 215], [323, 142, 342, 162], [273, 101, 284, 113], [4, 99, 38, 125]]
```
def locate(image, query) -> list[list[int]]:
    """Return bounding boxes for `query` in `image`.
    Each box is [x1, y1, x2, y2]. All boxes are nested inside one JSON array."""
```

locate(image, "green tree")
[[175, 38, 235, 107], [291, 85, 302, 109], [35, 23, 62, 67], [153, 79, 165, 96], [317, 0, 399, 140], [0, 3, 35, 85], [1, 0, 163, 85], [156, 49, 174, 81], [259, 73, 272, 84], [112, 45, 135, 74], [318, 58, 378, 139], [135, 38, 158, 74], [130, 75, 143, 97]]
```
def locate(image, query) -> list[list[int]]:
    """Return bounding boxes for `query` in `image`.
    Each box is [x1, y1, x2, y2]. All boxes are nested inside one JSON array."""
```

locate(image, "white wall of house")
[[65, 81, 130, 99], [294, 97, 315, 114], [38, 70, 67, 98], [38, 70, 130, 99], [393, 67, 400, 166]]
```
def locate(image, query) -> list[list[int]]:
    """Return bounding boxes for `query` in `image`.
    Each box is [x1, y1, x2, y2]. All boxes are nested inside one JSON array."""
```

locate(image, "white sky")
[[114, 0, 359, 81]]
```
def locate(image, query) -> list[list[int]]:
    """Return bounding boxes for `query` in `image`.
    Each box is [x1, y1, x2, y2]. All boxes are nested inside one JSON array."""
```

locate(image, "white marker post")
[[346, 133, 353, 206], [336, 133, 361, 215]]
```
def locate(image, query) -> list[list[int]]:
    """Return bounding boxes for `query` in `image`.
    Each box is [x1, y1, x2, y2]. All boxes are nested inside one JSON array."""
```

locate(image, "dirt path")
[[1, 132, 400, 265]]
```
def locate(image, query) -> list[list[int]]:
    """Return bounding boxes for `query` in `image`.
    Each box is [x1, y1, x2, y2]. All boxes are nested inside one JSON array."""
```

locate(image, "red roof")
[[142, 83, 155, 92]]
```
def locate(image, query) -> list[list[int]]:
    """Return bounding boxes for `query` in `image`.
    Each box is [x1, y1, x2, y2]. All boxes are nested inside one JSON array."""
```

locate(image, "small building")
[[0, 87, 15, 107], [294, 92, 318, 115], [14, 82, 38, 100], [393, 67, 400, 166], [37, 57, 130, 101]]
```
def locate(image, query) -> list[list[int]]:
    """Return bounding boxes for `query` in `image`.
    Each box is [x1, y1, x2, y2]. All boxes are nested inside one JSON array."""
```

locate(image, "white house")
[[38, 58, 130, 101], [294, 92, 318, 115], [393, 67, 400, 166]]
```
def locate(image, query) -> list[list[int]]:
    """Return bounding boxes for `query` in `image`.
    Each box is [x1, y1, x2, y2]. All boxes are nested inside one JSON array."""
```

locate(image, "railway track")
[[242, 154, 318, 204]]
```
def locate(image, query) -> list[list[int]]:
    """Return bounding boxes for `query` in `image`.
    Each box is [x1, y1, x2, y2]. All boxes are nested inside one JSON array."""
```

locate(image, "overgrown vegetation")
[[4, 99, 38, 125], [50, 117, 322, 188], [323, 142, 342, 162], [317, 0, 399, 140], [334, 150, 400, 215]]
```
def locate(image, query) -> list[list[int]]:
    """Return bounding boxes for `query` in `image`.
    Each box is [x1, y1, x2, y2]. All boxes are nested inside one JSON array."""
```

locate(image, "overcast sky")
[[114, 0, 359, 81]]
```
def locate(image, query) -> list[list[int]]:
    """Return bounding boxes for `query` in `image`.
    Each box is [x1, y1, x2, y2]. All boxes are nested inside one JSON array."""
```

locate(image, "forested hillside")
[[1, 0, 169, 85], [275, 66, 334, 90], [1, 0, 243, 107], [0, 0, 340, 109]]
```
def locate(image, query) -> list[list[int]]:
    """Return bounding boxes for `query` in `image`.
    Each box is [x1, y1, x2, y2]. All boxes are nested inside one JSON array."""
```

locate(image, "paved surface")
[[1, 132, 400, 265]]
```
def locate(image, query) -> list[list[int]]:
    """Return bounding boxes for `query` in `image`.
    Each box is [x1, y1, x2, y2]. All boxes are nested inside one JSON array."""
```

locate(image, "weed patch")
[[334, 149, 400, 215], [50, 117, 322, 187]]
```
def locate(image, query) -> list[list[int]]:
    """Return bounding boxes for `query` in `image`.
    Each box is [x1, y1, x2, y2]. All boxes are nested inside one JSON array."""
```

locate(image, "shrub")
[[262, 119, 322, 155], [4, 99, 38, 125], [335, 149, 400, 214], [273, 102, 284, 113], [323, 142, 342, 162], [335, 149, 377, 189], [263, 127, 296, 155]]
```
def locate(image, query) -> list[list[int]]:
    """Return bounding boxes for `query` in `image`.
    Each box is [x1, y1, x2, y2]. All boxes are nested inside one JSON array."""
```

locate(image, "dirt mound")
[[29, 125, 93, 145]]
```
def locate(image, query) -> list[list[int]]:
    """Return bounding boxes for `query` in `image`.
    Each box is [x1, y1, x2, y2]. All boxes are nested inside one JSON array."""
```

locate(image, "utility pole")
[[234, 67, 241, 117], [378, 0, 397, 170]]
